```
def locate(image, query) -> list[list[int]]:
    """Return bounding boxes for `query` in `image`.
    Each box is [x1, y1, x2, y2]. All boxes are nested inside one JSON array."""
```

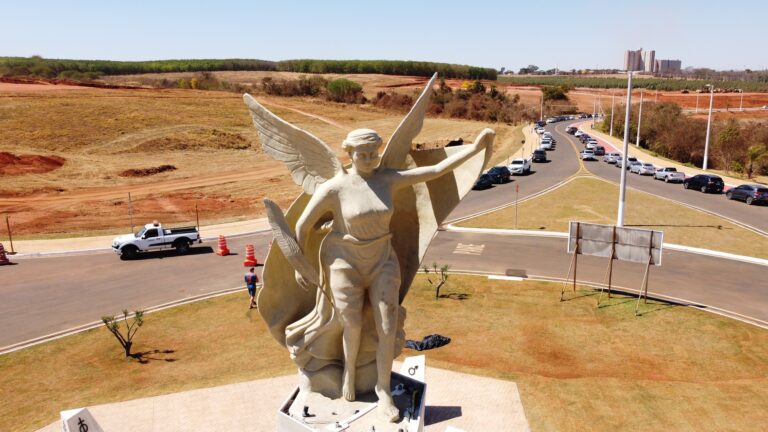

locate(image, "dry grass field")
[[2, 275, 766, 432], [0, 85, 522, 238], [459, 177, 768, 259]]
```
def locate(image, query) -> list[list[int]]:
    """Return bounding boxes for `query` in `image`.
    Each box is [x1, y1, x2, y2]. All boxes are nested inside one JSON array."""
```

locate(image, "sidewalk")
[[38, 365, 530, 432], [578, 121, 751, 187], [11, 217, 270, 256]]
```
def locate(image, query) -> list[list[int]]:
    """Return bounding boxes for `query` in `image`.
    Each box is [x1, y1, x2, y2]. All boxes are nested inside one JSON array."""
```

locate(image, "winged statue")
[[243, 73, 494, 422]]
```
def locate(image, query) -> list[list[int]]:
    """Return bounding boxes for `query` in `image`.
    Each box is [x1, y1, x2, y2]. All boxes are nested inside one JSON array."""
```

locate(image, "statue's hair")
[[342, 128, 382, 153]]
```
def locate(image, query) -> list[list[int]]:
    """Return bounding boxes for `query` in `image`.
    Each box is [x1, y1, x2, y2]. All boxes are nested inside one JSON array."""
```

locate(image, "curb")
[[0, 284, 258, 355], [444, 225, 768, 267], [11, 228, 271, 259]]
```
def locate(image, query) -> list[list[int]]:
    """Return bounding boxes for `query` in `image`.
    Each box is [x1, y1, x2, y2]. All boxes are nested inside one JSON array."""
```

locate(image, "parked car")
[[472, 173, 494, 190], [585, 141, 598, 150], [683, 174, 724, 193], [725, 184, 768, 205], [112, 221, 201, 260], [654, 167, 684, 182], [636, 162, 656, 175], [616, 156, 638, 169], [593, 146, 606, 156], [603, 152, 621, 163], [627, 160, 642, 172], [574, 130, 584, 137], [508, 158, 532, 175], [565, 126, 578, 134], [532, 149, 548, 163], [536, 127, 545, 134], [579, 134, 591, 143], [539, 139, 554, 151], [580, 150, 597, 161], [487, 166, 512, 184], [535, 120, 546, 127]]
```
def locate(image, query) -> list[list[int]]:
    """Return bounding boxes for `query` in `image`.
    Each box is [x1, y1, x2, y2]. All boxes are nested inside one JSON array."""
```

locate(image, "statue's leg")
[[369, 255, 402, 422], [328, 259, 364, 401]]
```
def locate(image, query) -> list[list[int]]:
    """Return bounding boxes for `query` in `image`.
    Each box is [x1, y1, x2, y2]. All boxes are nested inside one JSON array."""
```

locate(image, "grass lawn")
[[459, 176, 768, 259], [2, 275, 767, 431]]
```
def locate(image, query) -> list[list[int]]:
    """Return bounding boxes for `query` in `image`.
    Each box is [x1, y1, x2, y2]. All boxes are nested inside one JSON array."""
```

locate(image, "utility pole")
[[617, 71, 634, 228], [540, 95, 544, 121], [610, 91, 616, 136], [636, 89, 644, 147], [703, 84, 714, 170], [592, 96, 597, 128]]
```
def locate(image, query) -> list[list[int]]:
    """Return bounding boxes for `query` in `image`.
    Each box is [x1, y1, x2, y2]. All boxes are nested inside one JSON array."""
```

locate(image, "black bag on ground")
[[405, 334, 451, 351]]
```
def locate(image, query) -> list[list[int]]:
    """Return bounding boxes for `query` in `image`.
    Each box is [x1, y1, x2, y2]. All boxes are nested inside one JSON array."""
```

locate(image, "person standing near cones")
[[245, 267, 258, 309]]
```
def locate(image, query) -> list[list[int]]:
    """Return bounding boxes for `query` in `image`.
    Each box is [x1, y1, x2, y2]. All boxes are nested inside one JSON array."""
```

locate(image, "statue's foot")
[[342, 370, 355, 401], [376, 389, 400, 422]]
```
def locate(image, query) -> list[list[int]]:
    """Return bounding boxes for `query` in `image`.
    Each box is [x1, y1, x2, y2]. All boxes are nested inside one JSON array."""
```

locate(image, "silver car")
[[603, 152, 621, 163], [616, 156, 638, 169], [580, 150, 597, 161], [635, 162, 656, 175], [655, 167, 686, 183]]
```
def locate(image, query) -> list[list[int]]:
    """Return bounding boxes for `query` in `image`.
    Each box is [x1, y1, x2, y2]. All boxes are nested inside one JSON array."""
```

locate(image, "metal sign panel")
[[567, 221, 663, 266]]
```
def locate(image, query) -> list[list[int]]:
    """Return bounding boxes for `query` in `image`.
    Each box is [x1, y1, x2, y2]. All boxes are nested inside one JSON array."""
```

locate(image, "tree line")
[[600, 102, 768, 177], [0, 56, 496, 81]]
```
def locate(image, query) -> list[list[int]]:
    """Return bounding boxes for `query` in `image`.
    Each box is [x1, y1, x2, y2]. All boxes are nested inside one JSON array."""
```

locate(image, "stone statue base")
[[278, 371, 425, 432]]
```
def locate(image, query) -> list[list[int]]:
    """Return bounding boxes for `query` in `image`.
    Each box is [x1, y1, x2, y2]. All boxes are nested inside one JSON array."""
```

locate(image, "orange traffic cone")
[[0, 243, 10, 265], [243, 244, 257, 267], [216, 235, 230, 256]]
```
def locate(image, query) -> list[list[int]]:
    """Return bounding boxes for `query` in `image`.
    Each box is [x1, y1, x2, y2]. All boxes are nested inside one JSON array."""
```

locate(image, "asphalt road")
[[3, 121, 767, 350], [425, 230, 768, 325], [1, 233, 270, 348], [549, 121, 768, 234]]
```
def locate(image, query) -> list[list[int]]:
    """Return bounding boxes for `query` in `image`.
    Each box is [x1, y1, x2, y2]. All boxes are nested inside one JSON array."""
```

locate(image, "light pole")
[[636, 89, 644, 147], [617, 71, 634, 228], [739, 88, 744, 112], [540, 95, 544, 122], [703, 84, 714, 170], [695, 93, 699, 113], [592, 96, 597, 127], [609, 91, 615, 136]]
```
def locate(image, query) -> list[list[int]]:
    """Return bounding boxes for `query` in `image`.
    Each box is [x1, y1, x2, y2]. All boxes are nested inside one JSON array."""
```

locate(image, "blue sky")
[[1, 0, 766, 71]]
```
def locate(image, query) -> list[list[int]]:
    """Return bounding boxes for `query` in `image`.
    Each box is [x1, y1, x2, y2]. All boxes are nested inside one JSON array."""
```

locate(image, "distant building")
[[624, 49, 644, 71], [655, 59, 682, 74], [642, 50, 655, 73]]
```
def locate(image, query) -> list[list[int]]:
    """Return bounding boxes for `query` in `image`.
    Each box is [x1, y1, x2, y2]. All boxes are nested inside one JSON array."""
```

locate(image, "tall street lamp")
[[540, 95, 544, 122], [739, 88, 744, 112], [609, 91, 616, 136], [617, 71, 634, 227], [636, 89, 644, 147], [703, 84, 715, 170]]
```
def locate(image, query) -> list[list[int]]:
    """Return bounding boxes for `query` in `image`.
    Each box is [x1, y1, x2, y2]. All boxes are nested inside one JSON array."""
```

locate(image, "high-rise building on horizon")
[[642, 50, 655, 73], [624, 49, 644, 71], [655, 59, 682, 74]]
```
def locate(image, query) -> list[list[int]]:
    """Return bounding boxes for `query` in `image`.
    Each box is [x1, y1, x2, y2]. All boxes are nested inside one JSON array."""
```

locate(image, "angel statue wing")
[[379, 72, 438, 170], [243, 94, 344, 194]]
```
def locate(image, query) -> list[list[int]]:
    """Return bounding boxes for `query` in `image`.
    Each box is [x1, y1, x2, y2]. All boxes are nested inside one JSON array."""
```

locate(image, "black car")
[[683, 174, 724, 193], [579, 134, 591, 143], [535, 120, 546, 128], [725, 184, 768, 205], [532, 149, 548, 163], [593, 146, 606, 156], [472, 173, 494, 190], [487, 166, 512, 184], [565, 126, 577, 134]]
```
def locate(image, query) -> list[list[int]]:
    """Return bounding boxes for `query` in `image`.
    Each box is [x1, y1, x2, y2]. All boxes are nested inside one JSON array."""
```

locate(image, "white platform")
[[39, 366, 530, 432]]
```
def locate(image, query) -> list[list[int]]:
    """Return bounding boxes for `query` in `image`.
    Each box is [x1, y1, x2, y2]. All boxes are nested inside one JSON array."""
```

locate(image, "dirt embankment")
[[0, 152, 65, 176]]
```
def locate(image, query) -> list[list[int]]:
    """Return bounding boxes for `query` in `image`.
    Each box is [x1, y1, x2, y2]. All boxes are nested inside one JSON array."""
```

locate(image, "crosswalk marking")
[[453, 243, 485, 255]]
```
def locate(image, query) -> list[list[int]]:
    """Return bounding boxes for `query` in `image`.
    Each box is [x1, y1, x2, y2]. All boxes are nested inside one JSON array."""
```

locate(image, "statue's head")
[[343, 128, 382, 174]]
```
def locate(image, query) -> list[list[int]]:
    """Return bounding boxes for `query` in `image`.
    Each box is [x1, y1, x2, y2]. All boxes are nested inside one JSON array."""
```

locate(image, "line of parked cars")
[[473, 125, 555, 190], [565, 128, 605, 161]]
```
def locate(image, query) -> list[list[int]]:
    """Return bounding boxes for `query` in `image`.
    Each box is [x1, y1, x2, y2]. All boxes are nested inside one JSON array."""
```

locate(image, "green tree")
[[326, 78, 363, 103], [102, 310, 144, 358], [745, 144, 767, 179], [422, 262, 450, 299]]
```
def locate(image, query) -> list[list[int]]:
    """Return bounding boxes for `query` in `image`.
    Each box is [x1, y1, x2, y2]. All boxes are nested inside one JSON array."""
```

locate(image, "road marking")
[[453, 243, 485, 255]]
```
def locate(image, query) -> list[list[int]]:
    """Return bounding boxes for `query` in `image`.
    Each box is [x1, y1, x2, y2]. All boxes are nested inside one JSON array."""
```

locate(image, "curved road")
[[2, 121, 766, 351]]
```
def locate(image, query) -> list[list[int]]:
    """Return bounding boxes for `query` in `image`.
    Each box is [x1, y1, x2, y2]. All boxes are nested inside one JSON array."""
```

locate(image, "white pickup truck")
[[112, 222, 201, 260]]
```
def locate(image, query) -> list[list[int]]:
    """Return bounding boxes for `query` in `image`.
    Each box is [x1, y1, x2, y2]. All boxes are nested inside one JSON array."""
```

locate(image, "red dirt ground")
[[0, 152, 65, 176]]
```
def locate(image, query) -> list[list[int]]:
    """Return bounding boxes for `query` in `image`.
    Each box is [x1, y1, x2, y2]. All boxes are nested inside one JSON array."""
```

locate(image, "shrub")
[[326, 78, 364, 103]]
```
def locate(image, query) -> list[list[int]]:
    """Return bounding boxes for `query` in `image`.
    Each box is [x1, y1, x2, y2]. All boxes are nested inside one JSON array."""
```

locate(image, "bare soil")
[[0, 83, 521, 238], [0, 152, 65, 176]]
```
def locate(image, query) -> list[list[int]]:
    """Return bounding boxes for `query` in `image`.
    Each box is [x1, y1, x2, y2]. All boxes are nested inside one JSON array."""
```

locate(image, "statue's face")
[[351, 149, 380, 174]]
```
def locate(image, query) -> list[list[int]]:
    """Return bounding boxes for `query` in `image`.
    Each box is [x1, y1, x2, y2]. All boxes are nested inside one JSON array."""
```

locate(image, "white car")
[[536, 127, 545, 134], [508, 158, 532, 175], [574, 130, 584, 137], [585, 141, 597, 150], [580, 150, 597, 161], [603, 152, 621, 163], [636, 162, 656, 175], [539, 139, 554, 150]]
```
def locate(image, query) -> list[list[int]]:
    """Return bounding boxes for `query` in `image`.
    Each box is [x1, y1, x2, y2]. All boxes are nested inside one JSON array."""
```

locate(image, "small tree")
[[102, 310, 144, 358], [422, 262, 450, 299], [745, 144, 767, 179]]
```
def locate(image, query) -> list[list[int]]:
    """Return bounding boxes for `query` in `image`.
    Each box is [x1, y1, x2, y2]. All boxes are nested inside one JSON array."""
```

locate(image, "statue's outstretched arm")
[[296, 185, 334, 251], [391, 128, 495, 188]]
